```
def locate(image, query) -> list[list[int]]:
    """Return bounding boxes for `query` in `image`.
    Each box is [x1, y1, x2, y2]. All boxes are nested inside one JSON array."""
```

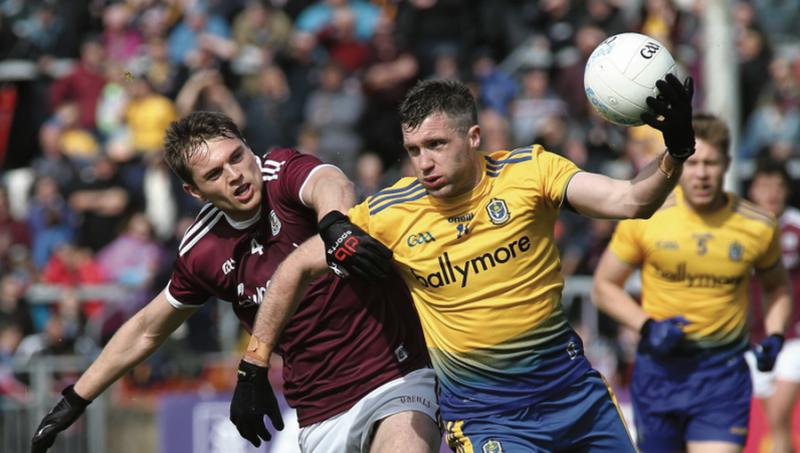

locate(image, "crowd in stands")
[[0, 0, 799, 399]]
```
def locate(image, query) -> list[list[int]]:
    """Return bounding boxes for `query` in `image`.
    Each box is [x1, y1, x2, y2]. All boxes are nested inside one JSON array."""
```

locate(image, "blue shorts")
[[442, 370, 635, 452], [631, 357, 752, 452]]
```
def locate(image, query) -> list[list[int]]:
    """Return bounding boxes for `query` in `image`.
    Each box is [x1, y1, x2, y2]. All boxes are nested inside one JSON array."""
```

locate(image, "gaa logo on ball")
[[584, 32, 677, 127]]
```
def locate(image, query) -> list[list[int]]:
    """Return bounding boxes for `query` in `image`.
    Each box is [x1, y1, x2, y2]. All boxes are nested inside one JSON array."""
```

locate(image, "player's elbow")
[[631, 203, 659, 219]]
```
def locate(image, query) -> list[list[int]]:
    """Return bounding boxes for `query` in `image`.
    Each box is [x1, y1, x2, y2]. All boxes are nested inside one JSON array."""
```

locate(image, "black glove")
[[753, 334, 785, 372], [229, 360, 283, 448], [641, 73, 696, 161], [318, 210, 393, 279], [31, 385, 90, 453], [638, 316, 690, 357]]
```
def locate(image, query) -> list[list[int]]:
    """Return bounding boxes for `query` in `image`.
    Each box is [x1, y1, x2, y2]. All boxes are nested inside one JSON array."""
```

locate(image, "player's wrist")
[[237, 359, 269, 381], [318, 210, 347, 231], [63, 384, 91, 409]]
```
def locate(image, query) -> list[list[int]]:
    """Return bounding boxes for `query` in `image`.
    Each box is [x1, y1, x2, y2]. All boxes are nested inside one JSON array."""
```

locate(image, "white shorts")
[[297, 368, 438, 453], [745, 339, 800, 398]]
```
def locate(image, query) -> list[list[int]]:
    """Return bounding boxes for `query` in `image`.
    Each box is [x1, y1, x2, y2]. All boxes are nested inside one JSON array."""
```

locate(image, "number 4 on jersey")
[[251, 238, 264, 255]]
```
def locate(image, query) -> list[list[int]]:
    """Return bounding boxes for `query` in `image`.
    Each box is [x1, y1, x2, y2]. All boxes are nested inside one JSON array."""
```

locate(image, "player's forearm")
[[250, 245, 327, 364], [591, 279, 649, 331], [763, 286, 792, 336], [74, 312, 171, 400], [627, 152, 682, 218], [307, 169, 356, 222]]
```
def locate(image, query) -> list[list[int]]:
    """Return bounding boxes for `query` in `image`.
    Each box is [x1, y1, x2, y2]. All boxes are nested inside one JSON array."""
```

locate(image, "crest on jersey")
[[729, 241, 743, 261], [486, 198, 510, 225], [482, 440, 503, 453], [269, 209, 281, 236]]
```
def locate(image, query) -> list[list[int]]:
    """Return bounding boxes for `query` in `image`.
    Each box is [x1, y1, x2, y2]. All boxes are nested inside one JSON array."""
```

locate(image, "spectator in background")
[[739, 71, 800, 159], [40, 243, 105, 324], [96, 212, 164, 313], [0, 274, 34, 338], [470, 47, 518, 117], [167, 1, 235, 69], [509, 64, 567, 147], [242, 64, 293, 152], [136, 37, 181, 98], [95, 62, 132, 141], [478, 108, 512, 152], [68, 157, 133, 252], [737, 26, 773, 127], [175, 69, 245, 128], [26, 176, 76, 270], [230, 0, 292, 95], [353, 152, 383, 201], [554, 24, 606, 122], [101, 3, 143, 65], [274, 31, 321, 131], [49, 37, 106, 130], [359, 16, 418, 167], [304, 61, 363, 176], [316, 6, 370, 75], [15, 292, 97, 359], [0, 186, 31, 273], [746, 159, 800, 453], [295, 0, 379, 42], [18, 2, 66, 57], [125, 76, 178, 155], [53, 103, 100, 165]]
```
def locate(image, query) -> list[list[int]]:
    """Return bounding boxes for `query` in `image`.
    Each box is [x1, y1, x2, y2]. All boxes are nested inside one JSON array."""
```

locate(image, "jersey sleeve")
[[348, 200, 371, 233], [262, 148, 335, 208], [754, 222, 783, 271], [535, 147, 582, 208], [165, 258, 214, 309], [608, 220, 644, 266]]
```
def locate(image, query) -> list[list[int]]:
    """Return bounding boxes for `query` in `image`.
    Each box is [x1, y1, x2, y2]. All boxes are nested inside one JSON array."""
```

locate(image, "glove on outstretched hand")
[[318, 210, 393, 280], [753, 334, 785, 372], [229, 360, 284, 448], [639, 316, 690, 357], [31, 385, 90, 453], [641, 73, 696, 161]]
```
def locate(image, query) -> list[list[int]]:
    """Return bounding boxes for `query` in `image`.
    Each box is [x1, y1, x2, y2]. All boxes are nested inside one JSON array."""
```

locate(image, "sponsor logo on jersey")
[[407, 231, 436, 247], [222, 258, 236, 275], [656, 240, 679, 250], [447, 213, 474, 223], [728, 241, 743, 261], [456, 223, 469, 239], [411, 236, 531, 288], [654, 262, 744, 288], [482, 440, 503, 453], [486, 198, 510, 225], [269, 209, 281, 236], [237, 280, 270, 307], [567, 341, 580, 359]]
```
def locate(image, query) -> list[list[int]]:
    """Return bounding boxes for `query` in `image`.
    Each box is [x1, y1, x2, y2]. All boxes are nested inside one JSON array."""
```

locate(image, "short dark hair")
[[399, 80, 478, 133], [692, 113, 730, 158], [163, 111, 244, 185], [752, 158, 792, 190]]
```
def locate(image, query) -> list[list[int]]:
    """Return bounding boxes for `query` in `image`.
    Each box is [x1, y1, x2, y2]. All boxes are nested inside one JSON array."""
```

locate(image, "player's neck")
[[686, 192, 728, 215]]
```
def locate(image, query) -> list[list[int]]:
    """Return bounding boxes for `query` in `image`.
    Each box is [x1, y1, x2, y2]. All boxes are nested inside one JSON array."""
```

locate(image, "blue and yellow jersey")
[[609, 189, 782, 369], [349, 146, 592, 419]]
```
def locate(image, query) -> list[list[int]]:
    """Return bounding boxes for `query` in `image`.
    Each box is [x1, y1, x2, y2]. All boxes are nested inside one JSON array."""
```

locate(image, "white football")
[[584, 32, 677, 126]]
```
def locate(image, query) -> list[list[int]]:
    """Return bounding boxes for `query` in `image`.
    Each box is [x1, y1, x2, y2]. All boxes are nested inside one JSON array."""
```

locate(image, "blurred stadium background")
[[0, 0, 798, 452]]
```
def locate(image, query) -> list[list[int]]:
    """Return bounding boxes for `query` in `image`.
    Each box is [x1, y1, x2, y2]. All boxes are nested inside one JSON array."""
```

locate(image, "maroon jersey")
[[749, 206, 800, 342], [166, 148, 429, 426]]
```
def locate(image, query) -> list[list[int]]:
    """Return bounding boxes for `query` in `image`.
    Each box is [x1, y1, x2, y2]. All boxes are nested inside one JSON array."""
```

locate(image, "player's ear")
[[183, 183, 206, 201], [468, 124, 481, 151]]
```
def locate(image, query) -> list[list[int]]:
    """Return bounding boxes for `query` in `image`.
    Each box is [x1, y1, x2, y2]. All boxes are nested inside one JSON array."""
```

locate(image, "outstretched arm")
[[32, 291, 196, 452], [567, 74, 695, 220]]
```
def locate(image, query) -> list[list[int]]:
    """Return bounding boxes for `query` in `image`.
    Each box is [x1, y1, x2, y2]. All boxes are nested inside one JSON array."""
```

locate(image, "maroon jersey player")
[[31, 112, 441, 453]]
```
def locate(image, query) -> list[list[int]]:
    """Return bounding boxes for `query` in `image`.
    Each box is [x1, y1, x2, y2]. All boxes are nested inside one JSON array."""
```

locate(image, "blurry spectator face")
[[81, 40, 105, 69], [126, 213, 153, 240], [258, 66, 289, 98], [34, 177, 59, 203], [522, 69, 549, 97], [183, 137, 263, 221], [332, 7, 356, 39], [245, 1, 268, 27], [356, 153, 383, 188], [749, 172, 788, 216], [103, 4, 131, 32], [679, 138, 729, 211], [575, 25, 605, 57], [320, 64, 344, 91], [187, 7, 208, 31], [39, 123, 63, 157], [0, 276, 22, 308]]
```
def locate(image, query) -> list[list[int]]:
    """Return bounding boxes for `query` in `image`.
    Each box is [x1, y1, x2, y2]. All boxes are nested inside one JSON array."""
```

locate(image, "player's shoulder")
[[176, 203, 229, 258], [730, 194, 777, 228], [364, 177, 427, 216]]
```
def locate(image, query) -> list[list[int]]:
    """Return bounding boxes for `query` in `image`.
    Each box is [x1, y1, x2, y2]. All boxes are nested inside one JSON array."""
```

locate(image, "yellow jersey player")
[[244, 76, 697, 452], [592, 114, 793, 453]]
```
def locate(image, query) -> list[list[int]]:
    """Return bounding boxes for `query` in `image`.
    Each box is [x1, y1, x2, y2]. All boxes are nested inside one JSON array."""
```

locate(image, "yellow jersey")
[[609, 189, 781, 363], [349, 146, 593, 418]]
